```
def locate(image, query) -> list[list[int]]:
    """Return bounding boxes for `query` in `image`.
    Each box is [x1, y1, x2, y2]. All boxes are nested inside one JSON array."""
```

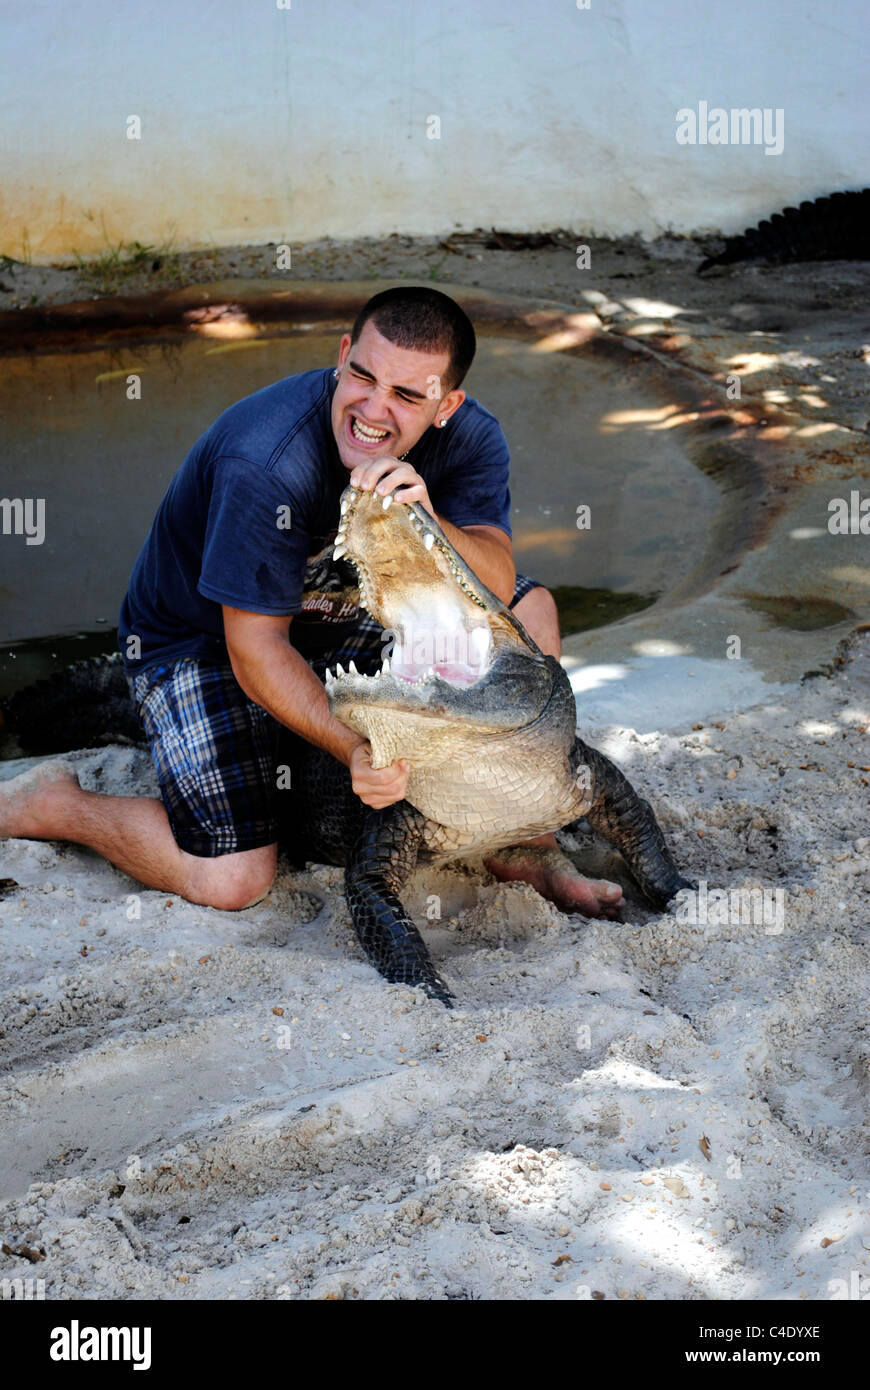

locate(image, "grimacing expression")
[[330, 321, 462, 471]]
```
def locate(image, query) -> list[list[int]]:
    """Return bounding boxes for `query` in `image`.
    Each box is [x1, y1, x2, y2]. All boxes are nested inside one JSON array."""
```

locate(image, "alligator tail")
[[573, 738, 694, 910], [698, 188, 870, 273], [0, 652, 144, 756]]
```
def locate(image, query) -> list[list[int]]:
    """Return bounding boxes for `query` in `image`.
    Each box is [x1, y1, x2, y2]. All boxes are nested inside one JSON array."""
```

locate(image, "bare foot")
[[0, 760, 81, 840], [483, 835, 625, 918]]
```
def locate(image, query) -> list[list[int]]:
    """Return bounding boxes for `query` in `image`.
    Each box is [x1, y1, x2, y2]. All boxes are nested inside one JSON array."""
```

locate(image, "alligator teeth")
[[381, 493, 393, 510], [325, 667, 334, 683], [340, 496, 350, 514], [336, 663, 345, 677], [348, 660, 358, 675], [383, 657, 391, 674], [333, 543, 347, 560], [423, 531, 434, 550]]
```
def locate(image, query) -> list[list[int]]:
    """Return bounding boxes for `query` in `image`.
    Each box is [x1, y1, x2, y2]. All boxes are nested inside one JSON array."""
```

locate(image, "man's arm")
[[222, 607, 409, 809]]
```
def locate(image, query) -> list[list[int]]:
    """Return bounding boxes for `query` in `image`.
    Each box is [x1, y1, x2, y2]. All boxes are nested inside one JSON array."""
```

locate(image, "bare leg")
[[0, 761, 275, 911], [484, 585, 625, 918], [513, 584, 563, 660]]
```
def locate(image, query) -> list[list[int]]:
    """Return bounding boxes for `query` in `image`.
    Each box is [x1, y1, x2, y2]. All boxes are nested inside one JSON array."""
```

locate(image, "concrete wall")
[[3, 0, 868, 262]]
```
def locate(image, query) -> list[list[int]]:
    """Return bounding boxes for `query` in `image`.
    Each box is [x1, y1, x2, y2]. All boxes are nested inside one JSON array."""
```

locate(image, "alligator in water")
[[1, 481, 692, 1006], [697, 188, 870, 273]]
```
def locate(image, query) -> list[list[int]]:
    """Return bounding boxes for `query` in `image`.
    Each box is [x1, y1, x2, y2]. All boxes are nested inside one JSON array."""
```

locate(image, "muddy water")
[[0, 330, 718, 696]]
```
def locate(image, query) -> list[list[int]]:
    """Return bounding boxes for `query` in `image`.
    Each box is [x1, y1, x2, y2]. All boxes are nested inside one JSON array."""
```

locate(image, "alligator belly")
[[407, 761, 582, 857]]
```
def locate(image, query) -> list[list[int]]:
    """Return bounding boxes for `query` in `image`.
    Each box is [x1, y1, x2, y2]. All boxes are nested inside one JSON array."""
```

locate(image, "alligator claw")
[[420, 973, 455, 1008], [380, 949, 454, 1008]]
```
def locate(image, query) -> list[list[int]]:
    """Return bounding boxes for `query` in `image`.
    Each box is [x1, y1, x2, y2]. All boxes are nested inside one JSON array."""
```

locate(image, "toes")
[[594, 879, 623, 902]]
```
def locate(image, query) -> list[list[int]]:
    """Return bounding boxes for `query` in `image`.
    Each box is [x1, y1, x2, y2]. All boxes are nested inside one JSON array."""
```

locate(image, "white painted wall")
[[3, 0, 868, 261]]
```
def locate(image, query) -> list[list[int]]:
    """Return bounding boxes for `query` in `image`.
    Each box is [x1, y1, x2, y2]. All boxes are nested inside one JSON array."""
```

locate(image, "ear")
[[337, 333, 352, 367], [438, 387, 466, 422]]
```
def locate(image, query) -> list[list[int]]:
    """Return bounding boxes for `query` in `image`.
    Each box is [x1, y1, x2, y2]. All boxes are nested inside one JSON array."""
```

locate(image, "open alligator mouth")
[[324, 482, 554, 754]]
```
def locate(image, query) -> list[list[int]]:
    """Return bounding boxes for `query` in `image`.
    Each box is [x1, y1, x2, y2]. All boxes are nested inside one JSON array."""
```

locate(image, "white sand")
[[0, 638, 868, 1301]]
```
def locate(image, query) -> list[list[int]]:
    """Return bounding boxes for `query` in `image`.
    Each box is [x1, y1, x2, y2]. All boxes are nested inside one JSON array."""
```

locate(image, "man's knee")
[[513, 585, 561, 658], [187, 844, 277, 911]]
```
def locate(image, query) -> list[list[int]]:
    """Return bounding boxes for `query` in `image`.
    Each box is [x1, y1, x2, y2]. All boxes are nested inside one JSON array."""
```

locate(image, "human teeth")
[[352, 417, 389, 442], [423, 531, 434, 550]]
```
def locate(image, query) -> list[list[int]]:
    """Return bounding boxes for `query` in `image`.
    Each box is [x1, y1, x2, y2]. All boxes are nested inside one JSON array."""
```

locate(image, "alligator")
[[1, 481, 692, 1007], [697, 188, 870, 273], [273, 482, 692, 1004]]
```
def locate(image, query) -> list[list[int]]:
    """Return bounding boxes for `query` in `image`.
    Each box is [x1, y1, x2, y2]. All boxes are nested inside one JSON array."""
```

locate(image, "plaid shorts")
[[129, 573, 542, 857], [128, 657, 281, 857]]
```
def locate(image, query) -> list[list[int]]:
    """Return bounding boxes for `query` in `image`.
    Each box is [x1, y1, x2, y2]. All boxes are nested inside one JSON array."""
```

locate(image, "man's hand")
[[350, 743, 410, 809], [349, 456, 434, 516]]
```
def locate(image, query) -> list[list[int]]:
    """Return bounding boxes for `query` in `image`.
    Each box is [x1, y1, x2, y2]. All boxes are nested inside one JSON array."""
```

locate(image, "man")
[[0, 287, 624, 919]]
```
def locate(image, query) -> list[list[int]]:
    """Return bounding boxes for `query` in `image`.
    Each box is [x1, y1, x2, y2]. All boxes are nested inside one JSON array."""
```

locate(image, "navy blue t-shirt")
[[118, 367, 511, 675]]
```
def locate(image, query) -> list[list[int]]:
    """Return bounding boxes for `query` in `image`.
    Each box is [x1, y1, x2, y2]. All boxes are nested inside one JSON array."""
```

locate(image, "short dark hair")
[[349, 286, 476, 392]]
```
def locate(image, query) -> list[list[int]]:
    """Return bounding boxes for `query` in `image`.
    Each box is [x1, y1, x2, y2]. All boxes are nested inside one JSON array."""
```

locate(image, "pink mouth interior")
[[389, 643, 488, 688]]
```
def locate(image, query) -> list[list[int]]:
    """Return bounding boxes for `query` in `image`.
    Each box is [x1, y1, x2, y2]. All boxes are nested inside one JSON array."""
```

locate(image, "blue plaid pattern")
[[128, 573, 542, 856], [128, 657, 280, 856]]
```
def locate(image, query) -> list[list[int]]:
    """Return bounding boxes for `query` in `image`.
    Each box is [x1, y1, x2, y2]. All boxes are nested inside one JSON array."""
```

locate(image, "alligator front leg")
[[345, 802, 454, 1007], [572, 738, 694, 909]]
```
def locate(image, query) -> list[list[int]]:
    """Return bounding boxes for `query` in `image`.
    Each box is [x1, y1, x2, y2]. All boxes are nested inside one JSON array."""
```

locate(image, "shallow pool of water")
[[0, 323, 721, 696]]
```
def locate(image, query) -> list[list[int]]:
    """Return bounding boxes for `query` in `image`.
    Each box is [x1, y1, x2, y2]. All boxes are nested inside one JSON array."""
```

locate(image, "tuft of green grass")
[[2, 229, 33, 269], [70, 214, 182, 294]]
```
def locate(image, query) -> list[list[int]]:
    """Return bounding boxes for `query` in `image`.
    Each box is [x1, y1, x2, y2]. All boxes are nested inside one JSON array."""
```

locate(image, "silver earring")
[[439, 419, 447, 427], [334, 369, 340, 379]]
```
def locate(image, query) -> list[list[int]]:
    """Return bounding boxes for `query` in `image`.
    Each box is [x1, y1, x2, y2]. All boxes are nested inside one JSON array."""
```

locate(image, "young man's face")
[[330, 320, 463, 471]]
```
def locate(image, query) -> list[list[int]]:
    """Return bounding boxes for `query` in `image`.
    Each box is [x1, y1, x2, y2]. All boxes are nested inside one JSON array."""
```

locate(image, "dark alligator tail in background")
[[697, 188, 870, 273], [0, 652, 141, 756]]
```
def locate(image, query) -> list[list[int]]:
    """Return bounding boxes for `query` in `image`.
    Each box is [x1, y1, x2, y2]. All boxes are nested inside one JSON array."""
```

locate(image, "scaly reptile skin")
[[280, 727, 689, 1007], [278, 482, 692, 1005], [2, 483, 692, 1007]]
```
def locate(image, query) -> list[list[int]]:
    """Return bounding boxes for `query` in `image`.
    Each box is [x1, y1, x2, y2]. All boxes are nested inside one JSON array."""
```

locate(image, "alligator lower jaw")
[[324, 662, 484, 698], [324, 666, 472, 715]]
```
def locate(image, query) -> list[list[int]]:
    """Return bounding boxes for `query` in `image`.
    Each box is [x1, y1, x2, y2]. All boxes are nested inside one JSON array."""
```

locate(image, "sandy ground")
[[0, 631, 867, 1301], [0, 234, 868, 1301]]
